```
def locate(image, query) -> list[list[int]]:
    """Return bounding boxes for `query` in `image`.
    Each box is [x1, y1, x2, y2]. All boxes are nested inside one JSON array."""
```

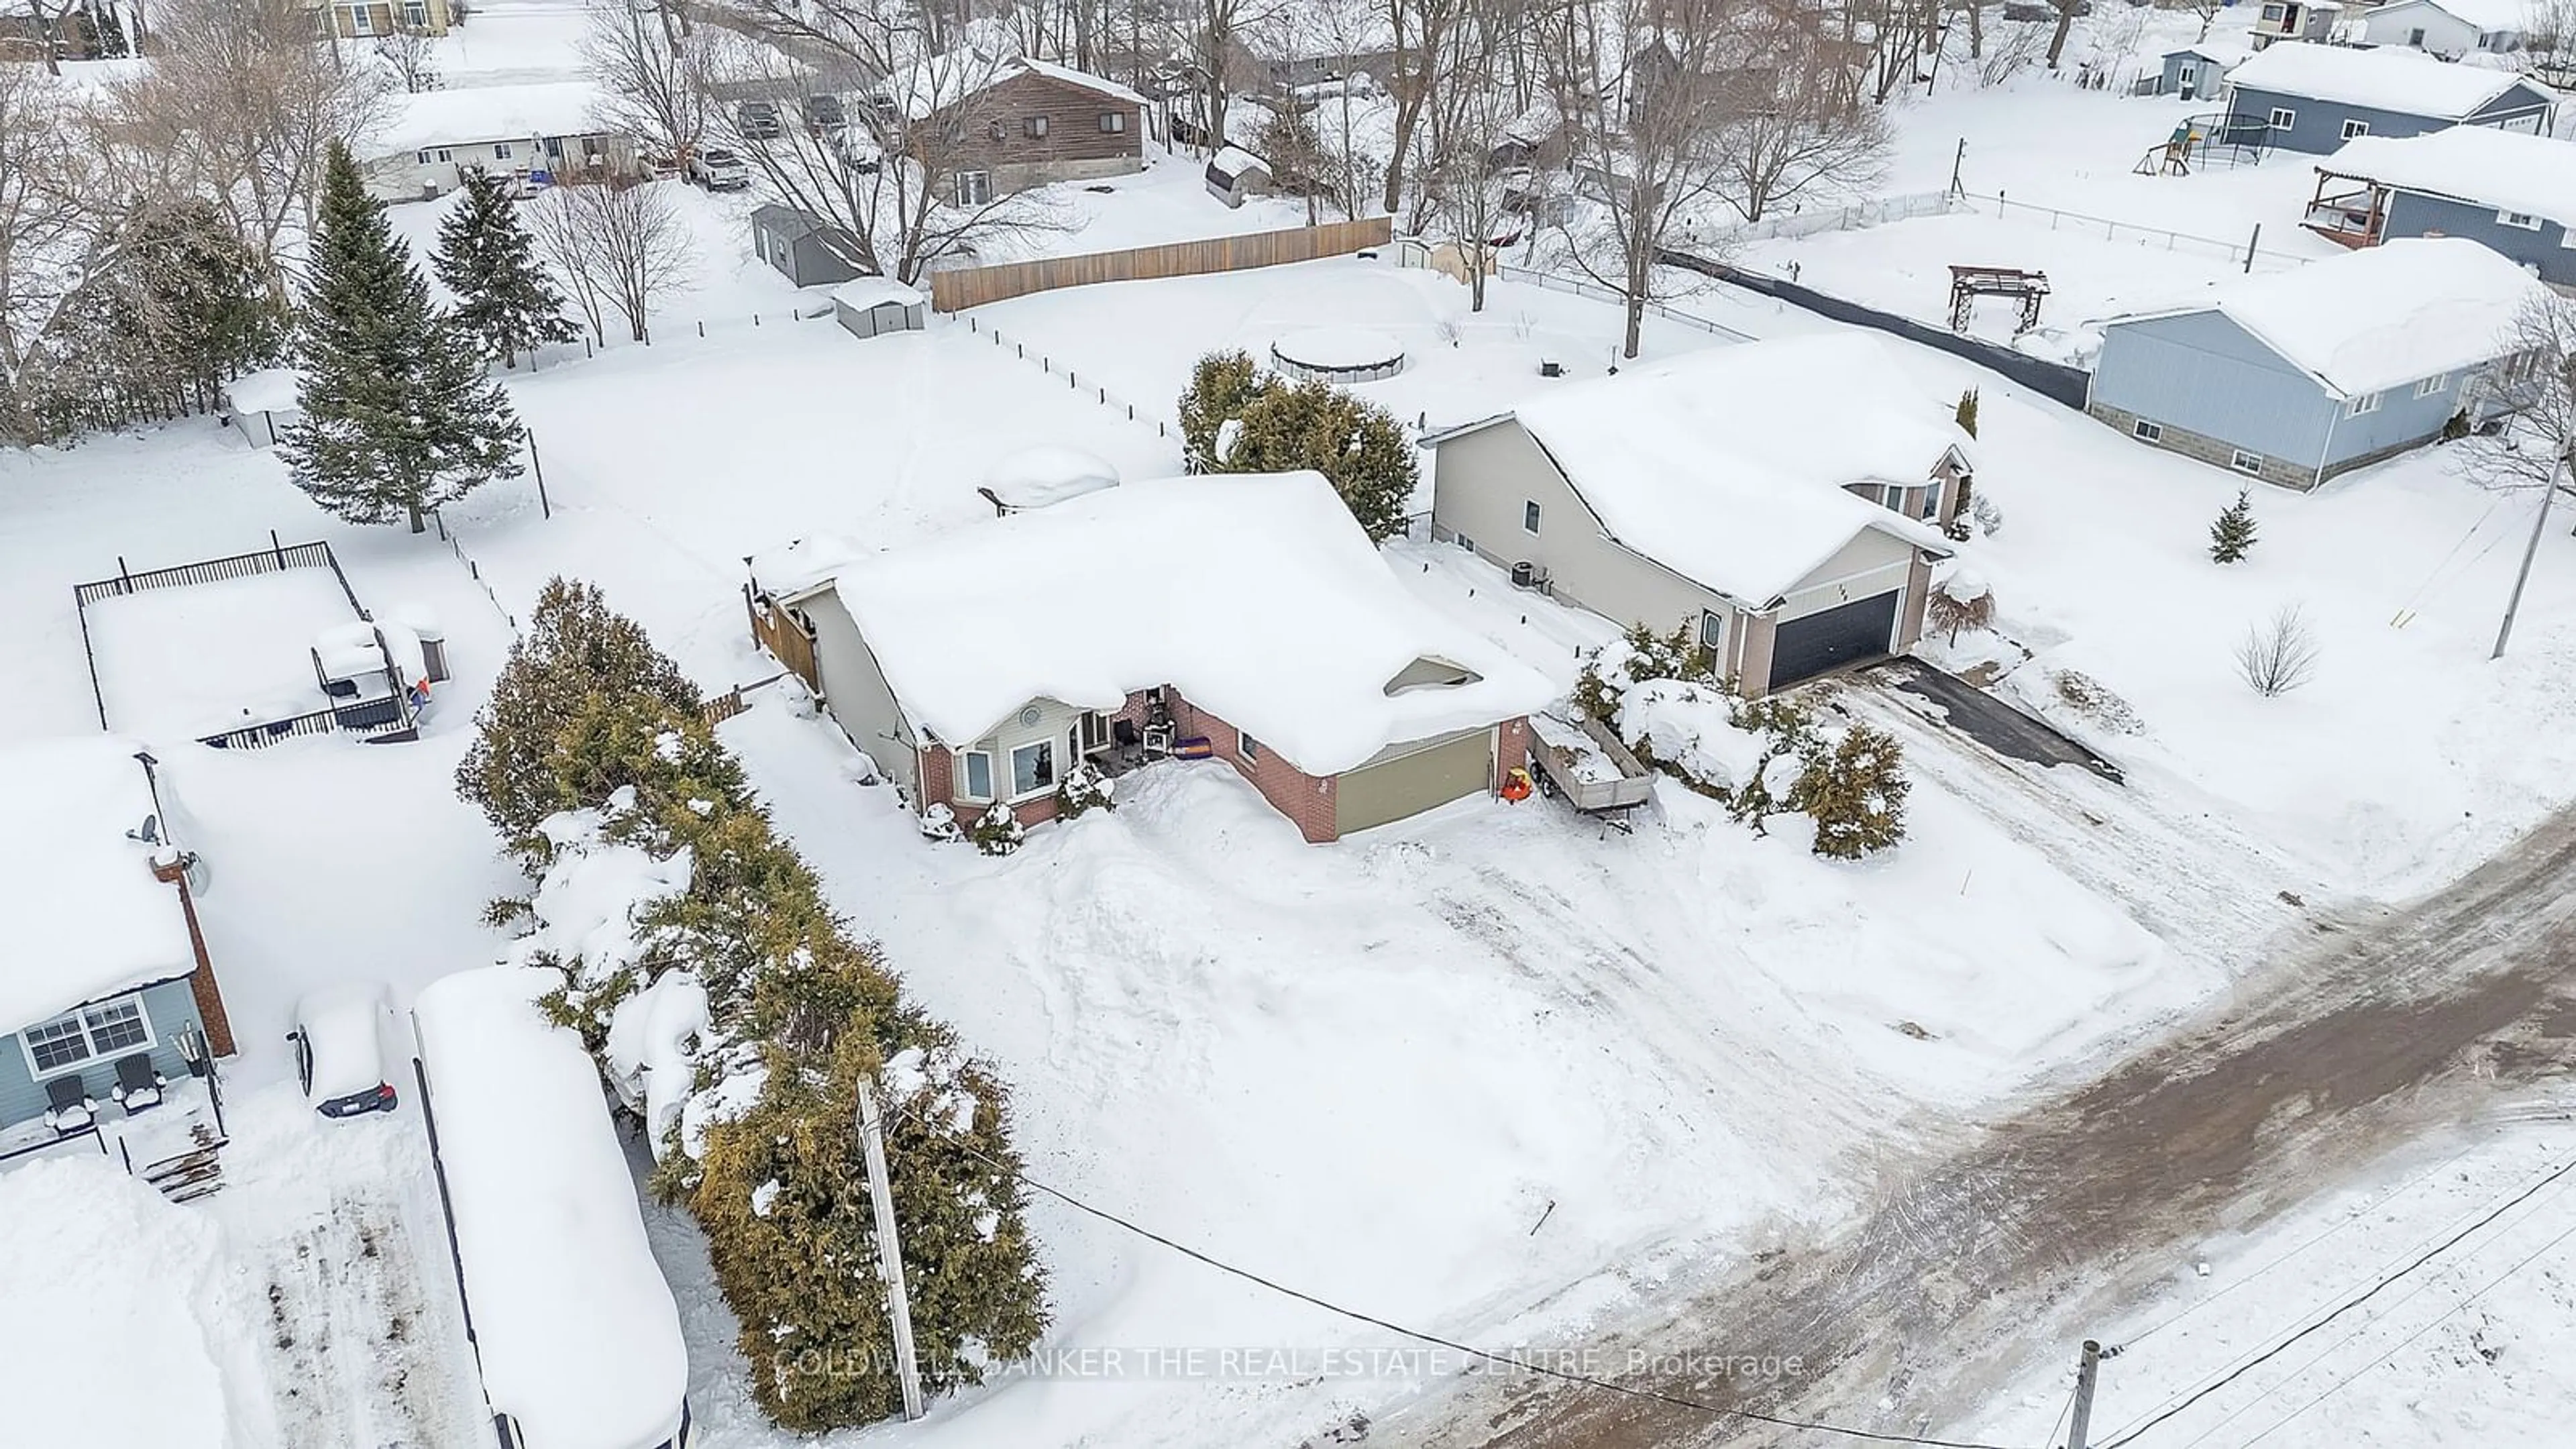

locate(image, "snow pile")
[[1528, 710, 1622, 785], [825, 472, 1556, 774], [0, 736, 201, 1032], [1506, 333, 1961, 603], [413, 966, 691, 1449], [1617, 681, 1771, 794], [0, 1156, 262, 1448], [2222, 40, 2532, 117], [604, 968, 710, 1161], [2325, 125, 2576, 229], [365, 80, 609, 158], [981, 445, 1120, 511], [511, 787, 694, 992], [2122, 237, 2550, 398]]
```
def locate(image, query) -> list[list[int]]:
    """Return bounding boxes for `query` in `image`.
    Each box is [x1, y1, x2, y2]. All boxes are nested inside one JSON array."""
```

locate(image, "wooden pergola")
[[2304, 166, 2390, 250]]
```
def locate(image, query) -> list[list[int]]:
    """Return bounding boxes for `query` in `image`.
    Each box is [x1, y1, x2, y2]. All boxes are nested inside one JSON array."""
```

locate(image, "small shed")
[[1206, 146, 1273, 208], [221, 368, 301, 449], [2157, 44, 2247, 102], [751, 205, 866, 289], [830, 277, 928, 339], [977, 447, 1121, 515]]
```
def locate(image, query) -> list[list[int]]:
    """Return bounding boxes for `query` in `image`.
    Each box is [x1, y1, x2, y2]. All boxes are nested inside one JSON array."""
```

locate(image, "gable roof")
[[369, 80, 610, 157], [2324, 125, 2576, 227], [2102, 237, 2548, 397], [2223, 41, 2546, 119], [2161, 42, 2251, 66], [900, 50, 1149, 120], [2374, 0, 2532, 30], [0, 737, 199, 1032], [1483, 335, 1960, 606], [820, 473, 1551, 773]]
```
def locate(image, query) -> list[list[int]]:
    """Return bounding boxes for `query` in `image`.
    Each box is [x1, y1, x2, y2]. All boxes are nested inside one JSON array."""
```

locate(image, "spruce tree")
[[284, 142, 527, 533], [1954, 387, 1979, 439], [432, 170, 579, 368], [2209, 488, 2258, 564]]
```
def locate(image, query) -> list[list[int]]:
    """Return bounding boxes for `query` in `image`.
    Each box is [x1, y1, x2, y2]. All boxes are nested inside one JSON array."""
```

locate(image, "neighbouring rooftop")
[[2224, 41, 2539, 119], [0, 737, 197, 1032], [2324, 125, 2576, 227]]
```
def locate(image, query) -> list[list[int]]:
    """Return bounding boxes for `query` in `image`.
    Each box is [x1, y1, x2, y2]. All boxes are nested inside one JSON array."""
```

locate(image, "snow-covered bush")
[[2051, 670, 2142, 735], [918, 801, 961, 841], [1054, 762, 1114, 820], [2235, 604, 2320, 697], [1788, 723, 1911, 859], [1721, 694, 1824, 824], [1573, 619, 1717, 722], [1971, 490, 2004, 537], [1178, 349, 1265, 472], [967, 802, 1025, 855]]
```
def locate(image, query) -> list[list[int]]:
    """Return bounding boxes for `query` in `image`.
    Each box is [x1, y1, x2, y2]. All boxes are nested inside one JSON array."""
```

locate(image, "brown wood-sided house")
[[909, 55, 1150, 205]]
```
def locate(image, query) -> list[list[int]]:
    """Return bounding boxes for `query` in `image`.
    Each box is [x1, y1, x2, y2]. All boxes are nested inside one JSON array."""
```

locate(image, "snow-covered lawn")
[[80, 568, 361, 739]]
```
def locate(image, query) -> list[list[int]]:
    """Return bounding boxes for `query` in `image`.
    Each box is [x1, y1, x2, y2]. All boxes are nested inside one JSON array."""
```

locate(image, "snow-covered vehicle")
[[415, 967, 695, 1449], [287, 985, 400, 1118], [1528, 710, 1655, 818], [687, 147, 750, 191]]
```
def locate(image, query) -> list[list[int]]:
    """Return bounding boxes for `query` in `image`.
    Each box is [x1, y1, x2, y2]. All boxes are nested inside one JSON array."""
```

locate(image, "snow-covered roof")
[[1494, 335, 1964, 606], [2223, 41, 2540, 119], [2375, 0, 2531, 31], [2163, 42, 2251, 66], [222, 367, 299, 415], [2324, 125, 2576, 226], [368, 80, 610, 157], [413, 966, 690, 1449], [896, 50, 1146, 120], [751, 533, 867, 601], [1210, 146, 1269, 181], [830, 276, 926, 311], [2108, 237, 2548, 398], [981, 445, 1120, 510], [1018, 56, 1150, 107], [820, 473, 1554, 773], [0, 737, 198, 1032], [312, 621, 386, 684]]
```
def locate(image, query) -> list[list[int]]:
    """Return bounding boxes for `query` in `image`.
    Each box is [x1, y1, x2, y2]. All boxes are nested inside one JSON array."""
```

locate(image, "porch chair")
[[43, 1075, 96, 1136], [1112, 718, 1143, 766], [111, 1055, 166, 1114]]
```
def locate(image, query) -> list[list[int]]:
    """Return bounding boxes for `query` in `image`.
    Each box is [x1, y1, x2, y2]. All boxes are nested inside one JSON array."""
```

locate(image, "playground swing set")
[[1947, 265, 2050, 335]]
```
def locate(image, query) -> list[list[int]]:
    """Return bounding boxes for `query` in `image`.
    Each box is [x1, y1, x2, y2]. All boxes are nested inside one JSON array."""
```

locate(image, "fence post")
[[2244, 223, 2261, 274], [698, 321, 706, 337], [530, 432, 552, 519], [270, 530, 284, 568]]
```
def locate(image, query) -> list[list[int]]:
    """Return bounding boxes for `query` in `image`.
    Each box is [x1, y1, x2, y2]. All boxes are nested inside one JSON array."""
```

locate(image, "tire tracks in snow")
[[254, 1188, 473, 1449]]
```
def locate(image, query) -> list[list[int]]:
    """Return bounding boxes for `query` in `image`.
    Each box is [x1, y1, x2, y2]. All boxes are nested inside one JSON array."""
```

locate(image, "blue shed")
[[0, 739, 232, 1163], [2085, 239, 2548, 489], [2157, 44, 2249, 101], [2221, 42, 2555, 156], [2309, 126, 2576, 284]]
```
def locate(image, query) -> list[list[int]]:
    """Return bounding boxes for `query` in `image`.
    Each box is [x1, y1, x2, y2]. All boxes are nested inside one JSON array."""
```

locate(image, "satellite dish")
[[127, 814, 160, 845]]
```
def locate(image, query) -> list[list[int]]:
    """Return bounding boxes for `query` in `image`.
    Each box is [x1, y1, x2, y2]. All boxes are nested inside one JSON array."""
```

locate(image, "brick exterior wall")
[[2088, 400, 2324, 491], [1170, 693, 1342, 843], [152, 857, 234, 1057], [1496, 717, 1532, 787]]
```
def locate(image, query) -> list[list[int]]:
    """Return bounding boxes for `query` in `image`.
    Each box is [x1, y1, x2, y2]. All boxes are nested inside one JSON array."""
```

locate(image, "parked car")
[[689, 147, 751, 190], [287, 985, 400, 1119], [643, 150, 682, 180], [803, 93, 847, 132], [737, 99, 784, 139]]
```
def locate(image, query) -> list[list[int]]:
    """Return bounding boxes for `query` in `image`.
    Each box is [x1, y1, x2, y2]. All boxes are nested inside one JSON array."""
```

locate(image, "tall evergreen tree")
[[431, 170, 579, 368], [284, 142, 526, 533], [2209, 488, 2259, 564]]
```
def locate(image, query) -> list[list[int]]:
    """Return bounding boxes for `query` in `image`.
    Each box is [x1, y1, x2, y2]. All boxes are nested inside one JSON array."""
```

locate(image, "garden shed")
[[221, 369, 301, 449], [1206, 146, 1273, 208], [831, 277, 928, 339]]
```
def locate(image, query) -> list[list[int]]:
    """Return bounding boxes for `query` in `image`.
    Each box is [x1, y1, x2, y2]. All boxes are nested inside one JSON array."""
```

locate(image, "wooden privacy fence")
[[928, 217, 1396, 311]]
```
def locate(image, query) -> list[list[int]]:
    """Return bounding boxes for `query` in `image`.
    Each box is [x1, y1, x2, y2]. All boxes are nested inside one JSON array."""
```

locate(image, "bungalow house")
[[749, 472, 1552, 843], [2249, 0, 2341, 49], [906, 54, 1148, 204], [2357, 0, 2527, 57], [751, 206, 866, 289], [313, 0, 454, 40], [360, 80, 635, 202], [1424, 335, 1965, 698], [2086, 238, 2548, 489], [2305, 126, 2576, 282], [2220, 42, 2556, 156], [2154, 43, 2250, 102], [0, 739, 233, 1157]]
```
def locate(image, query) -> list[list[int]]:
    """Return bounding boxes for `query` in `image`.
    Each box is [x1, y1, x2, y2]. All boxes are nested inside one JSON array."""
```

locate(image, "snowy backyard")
[[11, 1, 2576, 1446]]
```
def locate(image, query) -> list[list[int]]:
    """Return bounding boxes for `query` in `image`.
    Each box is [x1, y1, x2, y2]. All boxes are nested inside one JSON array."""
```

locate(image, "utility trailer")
[[1527, 710, 1654, 828]]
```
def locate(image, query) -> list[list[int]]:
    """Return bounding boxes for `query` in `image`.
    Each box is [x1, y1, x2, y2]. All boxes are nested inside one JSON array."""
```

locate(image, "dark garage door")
[[1769, 590, 1901, 691]]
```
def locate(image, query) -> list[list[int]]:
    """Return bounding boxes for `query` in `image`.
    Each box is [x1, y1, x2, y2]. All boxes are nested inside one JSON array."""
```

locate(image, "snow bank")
[[2326, 125, 2576, 229], [1507, 333, 1961, 603], [981, 445, 1120, 511], [0, 1156, 257, 1449], [2222, 40, 2530, 118], [0, 736, 201, 1031], [605, 969, 710, 1160], [366, 80, 608, 157], [1617, 682, 1770, 794], [413, 966, 690, 1449], [825, 472, 1556, 773]]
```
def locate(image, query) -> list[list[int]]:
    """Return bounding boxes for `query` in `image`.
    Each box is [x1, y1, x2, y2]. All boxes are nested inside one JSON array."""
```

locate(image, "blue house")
[[0, 739, 233, 1161], [2155, 44, 2250, 102], [2221, 42, 2555, 156], [2308, 126, 2576, 284], [2086, 239, 2548, 489]]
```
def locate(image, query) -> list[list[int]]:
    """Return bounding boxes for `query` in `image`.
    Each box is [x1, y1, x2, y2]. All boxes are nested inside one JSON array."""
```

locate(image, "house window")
[[1523, 499, 1542, 533], [2231, 448, 2265, 475], [1699, 610, 1725, 649], [955, 170, 994, 206], [19, 996, 154, 1078], [417, 149, 433, 164], [402, 0, 427, 23], [2408, 25, 2427, 44], [2341, 119, 2370, 140], [1454, 532, 1476, 553], [434, 148, 451, 163], [2268, 107, 2297, 129], [2416, 373, 2450, 397], [961, 749, 994, 802], [2260, 2, 2286, 19], [494, 142, 513, 160], [345, 3, 374, 35], [2133, 419, 2165, 442], [1099, 111, 1127, 133], [1239, 731, 1262, 761], [2500, 209, 2544, 230], [1024, 116, 1049, 138], [988, 119, 1008, 142], [2346, 390, 2382, 417], [1010, 739, 1057, 797], [1919, 487, 1940, 521]]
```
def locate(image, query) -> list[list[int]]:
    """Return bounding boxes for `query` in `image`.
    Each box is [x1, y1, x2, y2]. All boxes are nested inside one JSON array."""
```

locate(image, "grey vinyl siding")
[[801, 590, 922, 800], [2226, 87, 2461, 154], [2321, 368, 2468, 468], [2159, 52, 2233, 99], [2381, 189, 2576, 284], [955, 697, 1090, 804], [2090, 309, 2337, 466], [0, 977, 205, 1132]]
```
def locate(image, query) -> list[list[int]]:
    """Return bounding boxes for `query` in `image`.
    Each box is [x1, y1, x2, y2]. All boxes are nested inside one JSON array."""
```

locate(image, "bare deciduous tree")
[[525, 179, 696, 342], [583, 0, 713, 171], [374, 28, 443, 93], [2235, 604, 2321, 697], [2464, 292, 2576, 513], [1712, 62, 1890, 223]]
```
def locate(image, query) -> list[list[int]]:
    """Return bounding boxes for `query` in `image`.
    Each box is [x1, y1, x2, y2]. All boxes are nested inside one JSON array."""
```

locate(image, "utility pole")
[[2493, 454, 2564, 659], [855, 1079, 926, 1421], [2065, 1339, 2102, 1449]]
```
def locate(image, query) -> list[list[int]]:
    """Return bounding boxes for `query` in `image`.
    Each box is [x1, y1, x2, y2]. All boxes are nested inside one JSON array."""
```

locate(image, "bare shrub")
[[2235, 606, 2320, 698]]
